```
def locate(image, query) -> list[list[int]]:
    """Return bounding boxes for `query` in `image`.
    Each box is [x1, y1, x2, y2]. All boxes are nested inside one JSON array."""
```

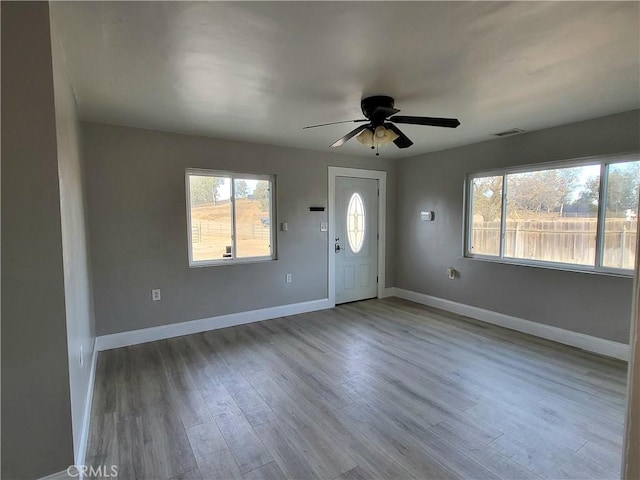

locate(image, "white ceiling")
[[51, 1, 640, 159]]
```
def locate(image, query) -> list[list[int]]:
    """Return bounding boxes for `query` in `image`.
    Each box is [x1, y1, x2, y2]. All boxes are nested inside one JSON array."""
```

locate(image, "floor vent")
[[493, 128, 525, 137]]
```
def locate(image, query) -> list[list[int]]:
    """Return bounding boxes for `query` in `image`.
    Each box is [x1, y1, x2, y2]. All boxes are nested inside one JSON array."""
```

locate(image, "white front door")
[[335, 177, 378, 304]]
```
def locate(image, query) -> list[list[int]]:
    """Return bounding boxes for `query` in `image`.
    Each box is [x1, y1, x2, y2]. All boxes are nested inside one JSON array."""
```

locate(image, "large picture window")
[[186, 169, 275, 266], [466, 156, 639, 274]]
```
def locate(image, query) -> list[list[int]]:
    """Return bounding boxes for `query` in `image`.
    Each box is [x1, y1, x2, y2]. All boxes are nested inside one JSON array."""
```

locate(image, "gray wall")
[[51, 15, 96, 462], [82, 123, 396, 336], [397, 110, 639, 344], [1, 2, 75, 477]]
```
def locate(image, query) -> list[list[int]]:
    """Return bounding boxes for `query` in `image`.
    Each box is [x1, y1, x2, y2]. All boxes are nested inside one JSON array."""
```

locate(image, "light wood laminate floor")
[[87, 298, 628, 480]]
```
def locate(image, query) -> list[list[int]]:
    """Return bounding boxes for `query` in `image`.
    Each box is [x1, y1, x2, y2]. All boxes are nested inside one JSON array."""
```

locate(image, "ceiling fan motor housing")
[[361, 96, 395, 125]]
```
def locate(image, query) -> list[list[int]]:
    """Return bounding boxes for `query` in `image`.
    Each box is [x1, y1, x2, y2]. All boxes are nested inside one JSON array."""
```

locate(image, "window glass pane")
[[235, 178, 272, 258], [504, 165, 600, 265], [347, 193, 366, 253], [469, 175, 503, 256], [602, 161, 640, 269], [189, 175, 232, 262]]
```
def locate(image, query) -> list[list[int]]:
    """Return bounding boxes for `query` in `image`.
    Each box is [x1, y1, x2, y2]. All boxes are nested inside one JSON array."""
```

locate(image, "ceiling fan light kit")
[[304, 95, 461, 155], [356, 126, 399, 148]]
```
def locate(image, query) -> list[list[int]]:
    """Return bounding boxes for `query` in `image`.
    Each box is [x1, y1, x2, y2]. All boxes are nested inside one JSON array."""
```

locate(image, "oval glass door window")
[[347, 193, 366, 253]]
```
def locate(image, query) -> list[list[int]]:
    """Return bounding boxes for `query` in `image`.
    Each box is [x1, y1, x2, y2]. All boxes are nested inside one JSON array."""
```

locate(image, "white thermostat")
[[420, 211, 434, 221]]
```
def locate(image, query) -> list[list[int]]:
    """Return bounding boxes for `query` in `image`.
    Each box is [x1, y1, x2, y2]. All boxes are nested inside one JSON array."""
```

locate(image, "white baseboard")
[[95, 286, 627, 360], [39, 469, 70, 479], [392, 288, 629, 361], [96, 298, 332, 351], [380, 287, 394, 298], [76, 338, 98, 467]]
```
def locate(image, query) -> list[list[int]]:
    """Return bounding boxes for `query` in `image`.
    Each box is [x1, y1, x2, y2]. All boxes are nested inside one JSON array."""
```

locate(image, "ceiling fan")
[[303, 96, 460, 155]]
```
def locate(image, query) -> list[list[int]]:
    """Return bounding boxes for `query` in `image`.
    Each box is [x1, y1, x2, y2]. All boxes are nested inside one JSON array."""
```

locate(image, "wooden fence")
[[191, 220, 270, 243], [471, 218, 637, 269]]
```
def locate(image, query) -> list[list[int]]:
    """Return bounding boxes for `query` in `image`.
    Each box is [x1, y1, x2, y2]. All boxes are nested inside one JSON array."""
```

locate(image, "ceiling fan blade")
[[390, 115, 461, 128], [303, 119, 368, 129], [385, 123, 414, 149], [330, 124, 369, 148], [372, 106, 401, 124]]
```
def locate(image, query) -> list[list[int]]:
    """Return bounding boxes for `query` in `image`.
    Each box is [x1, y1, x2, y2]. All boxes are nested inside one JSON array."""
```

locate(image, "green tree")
[[472, 176, 502, 222], [568, 176, 600, 215], [189, 176, 225, 206], [212, 178, 225, 205], [253, 181, 270, 212], [569, 162, 639, 216], [235, 180, 249, 198], [606, 163, 640, 214], [508, 169, 578, 215]]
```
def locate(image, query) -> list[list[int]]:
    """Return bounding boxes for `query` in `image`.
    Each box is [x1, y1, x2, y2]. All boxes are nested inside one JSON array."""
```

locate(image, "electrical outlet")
[[152, 289, 161, 301], [286, 273, 292, 283], [80, 345, 84, 368], [320, 222, 328, 232]]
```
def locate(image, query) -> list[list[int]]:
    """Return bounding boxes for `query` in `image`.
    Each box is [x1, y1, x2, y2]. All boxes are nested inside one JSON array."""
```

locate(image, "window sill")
[[463, 254, 634, 278], [189, 256, 276, 268]]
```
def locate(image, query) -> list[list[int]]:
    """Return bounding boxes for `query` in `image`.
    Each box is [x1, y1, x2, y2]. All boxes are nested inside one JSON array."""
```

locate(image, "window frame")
[[464, 153, 639, 277], [185, 168, 276, 267]]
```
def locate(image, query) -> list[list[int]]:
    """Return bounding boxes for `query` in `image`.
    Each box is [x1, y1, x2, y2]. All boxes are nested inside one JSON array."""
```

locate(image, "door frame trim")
[[328, 167, 387, 307]]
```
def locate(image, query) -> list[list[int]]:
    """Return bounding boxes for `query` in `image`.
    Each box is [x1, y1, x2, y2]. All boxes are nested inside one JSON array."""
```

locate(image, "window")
[[347, 193, 366, 253], [466, 156, 639, 274], [186, 169, 275, 266], [602, 161, 640, 269], [469, 175, 503, 256]]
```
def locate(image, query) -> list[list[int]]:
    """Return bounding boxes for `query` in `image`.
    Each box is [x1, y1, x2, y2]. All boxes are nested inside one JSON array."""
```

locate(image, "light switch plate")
[[320, 223, 328, 232]]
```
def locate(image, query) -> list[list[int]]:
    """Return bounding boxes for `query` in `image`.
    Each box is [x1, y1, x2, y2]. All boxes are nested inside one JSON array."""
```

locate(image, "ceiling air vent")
[[493, 128, 525, 137]]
